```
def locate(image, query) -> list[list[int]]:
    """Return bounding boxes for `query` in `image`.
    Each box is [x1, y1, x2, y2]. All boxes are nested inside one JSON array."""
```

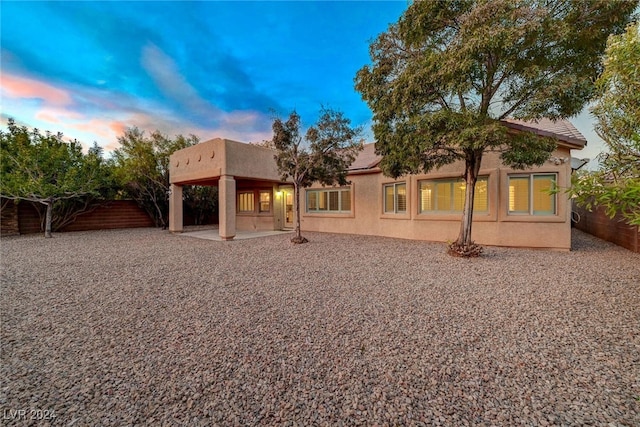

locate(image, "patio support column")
[[169, 183, 183, 233], [219, 175, 236, 240]]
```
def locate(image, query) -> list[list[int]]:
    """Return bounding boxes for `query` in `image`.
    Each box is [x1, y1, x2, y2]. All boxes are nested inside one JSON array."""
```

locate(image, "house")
[[168, 119, 586, 250]]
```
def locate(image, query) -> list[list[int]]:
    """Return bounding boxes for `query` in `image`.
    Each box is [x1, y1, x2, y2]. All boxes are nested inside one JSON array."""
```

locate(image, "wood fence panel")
[[61, 201, 154, 232], [0, 199, 20, 236], [0, 199, 154, 235], [573, 203, 639, 253]]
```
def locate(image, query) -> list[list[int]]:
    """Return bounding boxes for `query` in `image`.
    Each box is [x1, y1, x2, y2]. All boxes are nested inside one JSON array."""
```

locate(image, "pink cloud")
[[1, 73, 73, 106], [35, 108, 83, 124], [69, 118, 120, 138], [36, 112, 60, 123], [109, 121, 127, 136]]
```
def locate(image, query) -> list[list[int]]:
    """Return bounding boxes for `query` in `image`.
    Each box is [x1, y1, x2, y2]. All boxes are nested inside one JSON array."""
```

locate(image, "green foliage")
[[184, 185, 218, 226], [112, 128, 201, 228], [571, 171, 640, 225], [0, 119, 114, 236], [570, 22, 640, 226], [355, 0, 636, 251], [271, 107, 363, 242]]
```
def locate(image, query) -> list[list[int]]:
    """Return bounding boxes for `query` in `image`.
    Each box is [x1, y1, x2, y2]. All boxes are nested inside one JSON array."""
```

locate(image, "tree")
[[0, 119, 111, 237], [112, 128, 201, 228], [355, 0, 636, 256], [570, 22, 640, 225], [271, 108, 363, 243], [184, 185, 218, 225], [45, 142, 118, 232]]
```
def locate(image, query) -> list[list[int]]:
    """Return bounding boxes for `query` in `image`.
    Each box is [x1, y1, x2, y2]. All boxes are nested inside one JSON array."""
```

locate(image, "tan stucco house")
[[169, 118, 586, 250]]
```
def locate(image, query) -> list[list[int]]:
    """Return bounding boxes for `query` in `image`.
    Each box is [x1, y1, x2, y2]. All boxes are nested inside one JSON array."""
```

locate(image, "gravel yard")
[[1, 228, 639, 426]]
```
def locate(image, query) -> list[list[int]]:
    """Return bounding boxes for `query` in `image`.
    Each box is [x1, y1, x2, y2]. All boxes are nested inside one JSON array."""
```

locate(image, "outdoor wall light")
[[548, 156, 569, 165], [276, 191, 283, 199]]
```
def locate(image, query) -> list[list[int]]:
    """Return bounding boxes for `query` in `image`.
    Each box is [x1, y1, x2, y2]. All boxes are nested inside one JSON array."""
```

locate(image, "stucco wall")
[[170, 138, 281, 185], [236, 183, 281, 231], [168, 138, 578, 249], [301, 148, 574, 250]]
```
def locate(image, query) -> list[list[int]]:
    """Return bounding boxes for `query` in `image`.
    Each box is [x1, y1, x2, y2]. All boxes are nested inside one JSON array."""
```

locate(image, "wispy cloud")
[[1, 70, 273, 153], [1, 74, 73, 106], [141, 43, 219, 120], [139, 42, 273, 140], [1, 1, 414, 154]]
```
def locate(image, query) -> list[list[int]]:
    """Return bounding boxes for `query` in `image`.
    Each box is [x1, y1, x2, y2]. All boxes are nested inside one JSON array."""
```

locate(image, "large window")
[[508, 174, 556, 215], [238, 192, 254, 213], [306, 188, 351, 213], [419, 177, 488, 213], [384, 182, 406, 214]]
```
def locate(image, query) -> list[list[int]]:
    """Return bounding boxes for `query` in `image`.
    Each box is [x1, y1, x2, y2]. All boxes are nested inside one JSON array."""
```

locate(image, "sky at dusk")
[[1, 1, 603, 164]]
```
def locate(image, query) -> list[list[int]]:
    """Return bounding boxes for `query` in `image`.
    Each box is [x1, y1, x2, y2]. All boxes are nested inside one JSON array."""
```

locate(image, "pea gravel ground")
[[1, 228, 639, 426]]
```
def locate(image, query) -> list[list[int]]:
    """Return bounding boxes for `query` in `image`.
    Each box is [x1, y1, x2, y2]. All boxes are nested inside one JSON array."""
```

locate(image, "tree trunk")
[[152, 197, 166, 229], [290, 181, 308, 244], [44, 199, 53, 238], [294, 181, 301, 240], [456, 151, 482, 247]]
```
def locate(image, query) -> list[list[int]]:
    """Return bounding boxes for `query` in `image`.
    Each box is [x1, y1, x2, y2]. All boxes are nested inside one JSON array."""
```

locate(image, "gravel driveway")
[[1, 228, 638, 426]]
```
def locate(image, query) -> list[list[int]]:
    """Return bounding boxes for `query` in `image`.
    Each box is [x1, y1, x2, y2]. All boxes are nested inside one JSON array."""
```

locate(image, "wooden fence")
[[1, 199, 155, 236], [573, 203, 639, 253]]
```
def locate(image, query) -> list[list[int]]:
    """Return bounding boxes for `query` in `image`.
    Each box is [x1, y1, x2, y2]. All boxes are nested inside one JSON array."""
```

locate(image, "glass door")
[[284, 189, 294, 229]]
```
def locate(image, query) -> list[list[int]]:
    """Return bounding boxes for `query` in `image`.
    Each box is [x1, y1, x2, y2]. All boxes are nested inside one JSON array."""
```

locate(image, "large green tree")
[[271, 108, 363, 243], [112, 128, 201, 228], [0, 119, 112, 237], [571, 22, 640, 225], [355, 0, 636, 255]]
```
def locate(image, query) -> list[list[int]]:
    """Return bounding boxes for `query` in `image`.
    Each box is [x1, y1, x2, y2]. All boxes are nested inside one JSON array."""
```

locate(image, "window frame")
[[258, 190, 271, 213], [383, 182, 407, 214], [507, 173, 557, 216], [237, 191, 255, 213], [418, 177, 489, 214], [306, 187, 352, 214]]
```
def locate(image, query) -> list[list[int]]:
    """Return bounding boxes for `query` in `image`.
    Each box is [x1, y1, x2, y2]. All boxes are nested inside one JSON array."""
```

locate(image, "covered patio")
[[179, 225, 294, 241], [169, 138, 293, 240]]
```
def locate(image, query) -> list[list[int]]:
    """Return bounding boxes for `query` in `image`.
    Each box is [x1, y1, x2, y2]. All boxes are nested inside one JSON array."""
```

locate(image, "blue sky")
[[1, 0, 602, 163]]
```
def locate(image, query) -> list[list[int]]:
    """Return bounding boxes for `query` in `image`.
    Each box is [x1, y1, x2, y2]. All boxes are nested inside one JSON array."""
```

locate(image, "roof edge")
[[500, 120, 586, 149]]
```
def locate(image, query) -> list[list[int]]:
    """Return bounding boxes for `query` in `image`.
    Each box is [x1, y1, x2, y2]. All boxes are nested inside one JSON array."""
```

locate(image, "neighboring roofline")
[[347, 119, 586, 173], [347, 167, 382, 176], [500, 120, 586, 150]]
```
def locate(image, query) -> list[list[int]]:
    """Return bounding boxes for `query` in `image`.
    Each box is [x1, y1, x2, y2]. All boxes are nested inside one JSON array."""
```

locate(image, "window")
[[419, 177, 488, 213], [238, 192, 254, 212], [508, 174, 556, 215], [259, 190, 271, 213], [306, 188, 351, 213], [384, 182, 406, 214]]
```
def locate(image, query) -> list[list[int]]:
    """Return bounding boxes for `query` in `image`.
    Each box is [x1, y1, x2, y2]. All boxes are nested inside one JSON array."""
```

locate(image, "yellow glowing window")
[[308, 191, 317, 210], [259, 191, 271, 213], [419, 177, 488, 213], [340, 190, 351, 212], [384, 182, 406, 214], [306, 188, 351, 213], [508, 174, 556, 215], [238, 192, 254, 212]]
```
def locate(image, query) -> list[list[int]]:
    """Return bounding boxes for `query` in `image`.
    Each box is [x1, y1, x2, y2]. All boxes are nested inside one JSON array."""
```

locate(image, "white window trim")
[[418, 177, 489, 214], [383, 182, 407, 214], [507, 173, 557, 216], [306, 187, 352, 214]]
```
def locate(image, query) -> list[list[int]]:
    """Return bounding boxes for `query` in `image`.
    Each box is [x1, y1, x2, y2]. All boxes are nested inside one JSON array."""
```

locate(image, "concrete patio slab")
[[180, 228, 294, 241]]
